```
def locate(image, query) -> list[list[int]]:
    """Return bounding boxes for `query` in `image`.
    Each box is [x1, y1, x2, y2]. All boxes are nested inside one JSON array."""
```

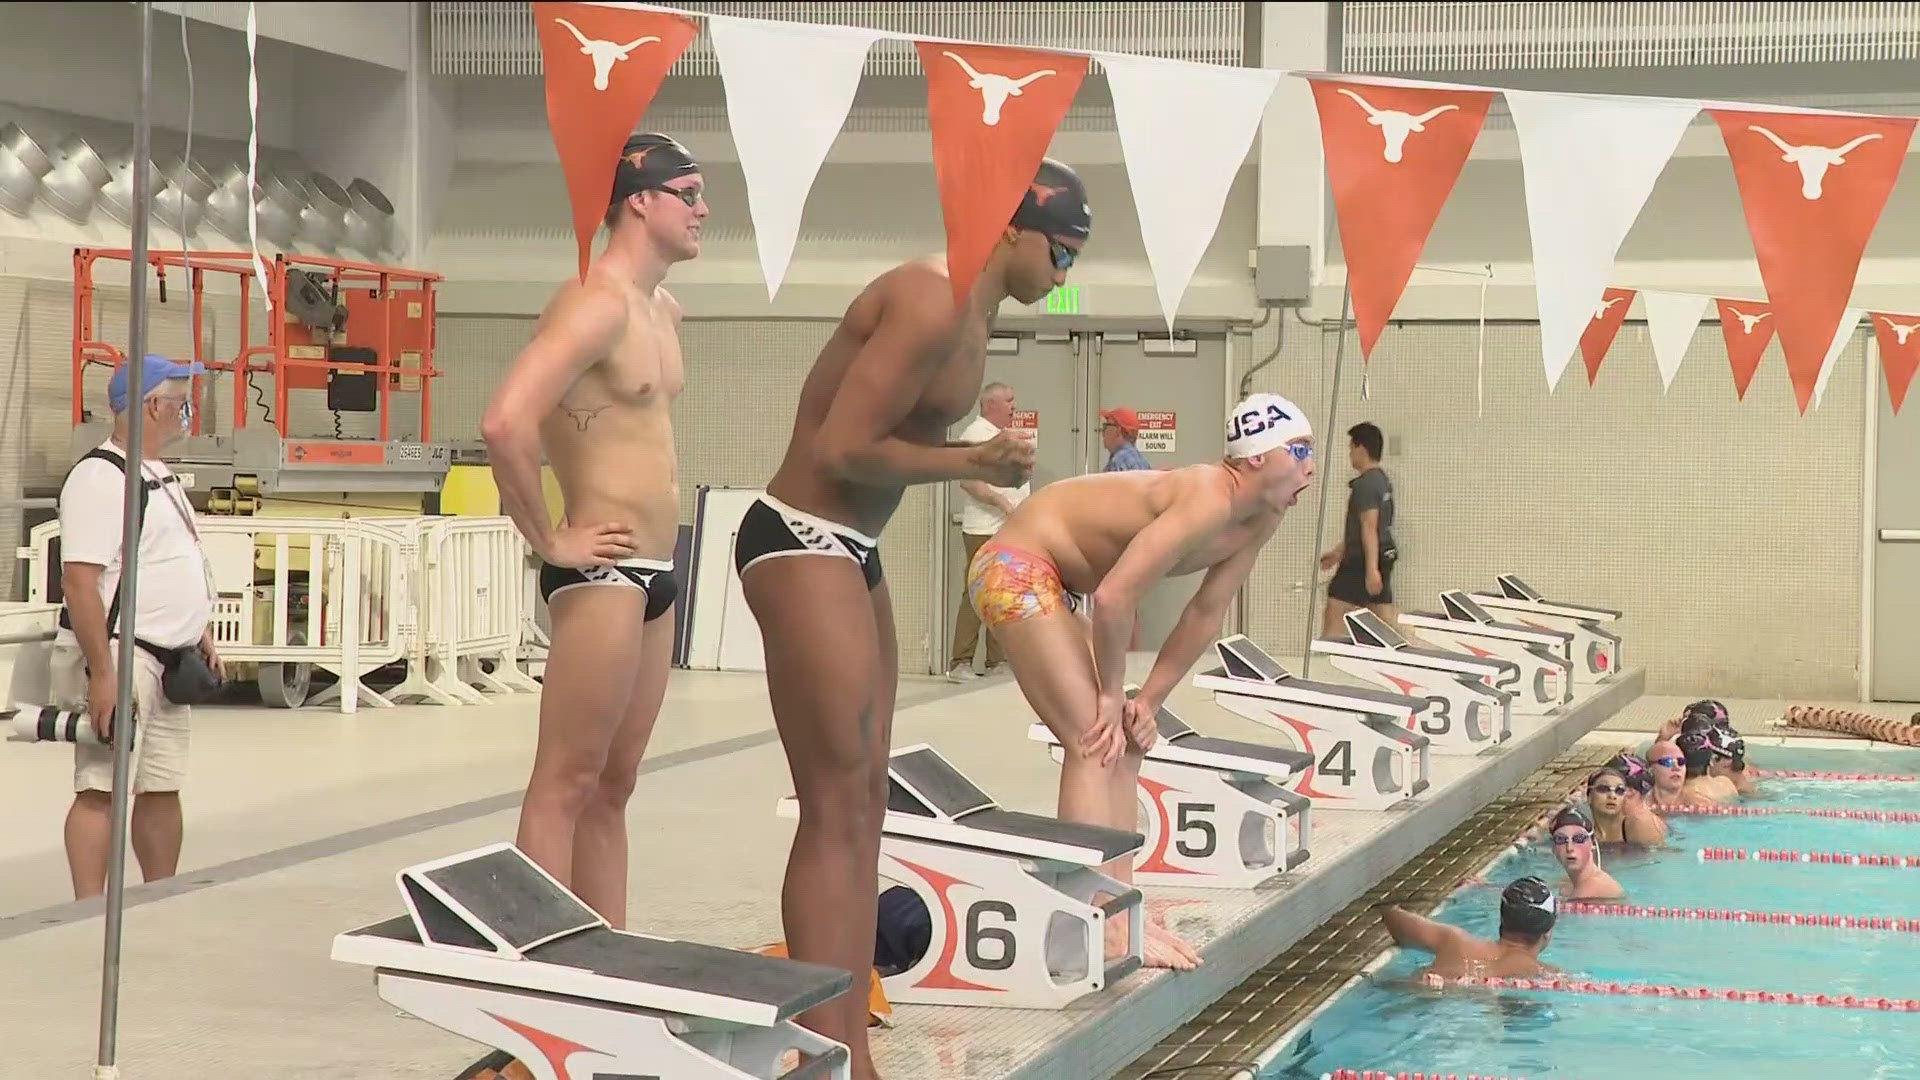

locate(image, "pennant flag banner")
[[1307, 77, 1493, 359], [1506, 90, 1698, 390], [1873, 312, 1920, 414], [1812, 309, 1865, 411], [1716, 298, 1776, 400], [1642, 290, 1710, 391], [1578, 287, 1637, 385], [1711, 109, 1917, 413], [917, 41, 1087, 306], [533, 1, 699, 277], [709, 16, 879, 300], [1106, 53, 1283, 331]]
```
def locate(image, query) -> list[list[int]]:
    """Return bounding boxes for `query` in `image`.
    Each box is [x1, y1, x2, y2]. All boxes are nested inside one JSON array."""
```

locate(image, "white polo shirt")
[[954, 415, 1029, 536], [58, 442, 213, 650]]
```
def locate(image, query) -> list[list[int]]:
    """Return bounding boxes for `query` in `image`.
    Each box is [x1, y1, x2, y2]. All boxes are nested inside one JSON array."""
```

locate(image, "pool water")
[[1262, 746, 1920, 1080]]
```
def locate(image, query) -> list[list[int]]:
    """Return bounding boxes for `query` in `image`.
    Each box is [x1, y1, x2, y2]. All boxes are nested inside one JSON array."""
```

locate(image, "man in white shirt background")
[[947, 382, 1028, 680], [54, 353, 219, 899]]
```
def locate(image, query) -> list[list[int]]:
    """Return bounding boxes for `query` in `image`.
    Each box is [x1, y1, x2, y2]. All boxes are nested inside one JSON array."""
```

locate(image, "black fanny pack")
[[58, 608, 225, 706], [143, 639, 225, 705]]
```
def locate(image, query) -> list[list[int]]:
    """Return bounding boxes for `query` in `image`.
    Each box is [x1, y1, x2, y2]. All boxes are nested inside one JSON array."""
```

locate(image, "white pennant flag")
[[709, 15, 877, 299], [1506, 91, 1697, 389], [1641, 290, 1710, 391], [1103, 52, 1282, 330], [1812, 308, 1865, 411]]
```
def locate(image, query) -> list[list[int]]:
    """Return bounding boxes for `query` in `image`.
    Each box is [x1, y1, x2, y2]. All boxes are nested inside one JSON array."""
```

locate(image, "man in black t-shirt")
[[1318, 421, 1398, 636]]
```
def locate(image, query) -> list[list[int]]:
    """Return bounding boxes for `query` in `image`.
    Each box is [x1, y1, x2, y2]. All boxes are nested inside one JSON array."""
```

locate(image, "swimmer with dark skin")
[[733, 159, 1088, 1080], [1378, 876, 1560, 981]]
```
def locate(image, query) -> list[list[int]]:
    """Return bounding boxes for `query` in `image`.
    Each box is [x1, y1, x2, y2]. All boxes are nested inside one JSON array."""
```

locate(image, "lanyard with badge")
[[145, 460, 218, 609]]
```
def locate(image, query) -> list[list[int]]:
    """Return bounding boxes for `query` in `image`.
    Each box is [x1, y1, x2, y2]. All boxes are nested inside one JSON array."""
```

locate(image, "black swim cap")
[[1680, 714, 1714, 738], [1009, 158, 1091, 241], [1500, 876, 1558, 938], [1703, 726, 1738, 760], [610, 133, 700, 206], [1686, 700, 1731, 727], [1550, 804, 1595, 834], [1677, 730, 1716, 771], [1604, 753, 1654, 796]]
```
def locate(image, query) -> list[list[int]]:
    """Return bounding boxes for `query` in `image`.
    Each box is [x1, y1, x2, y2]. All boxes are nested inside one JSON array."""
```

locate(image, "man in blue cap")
[[52, 352, 219, 899]]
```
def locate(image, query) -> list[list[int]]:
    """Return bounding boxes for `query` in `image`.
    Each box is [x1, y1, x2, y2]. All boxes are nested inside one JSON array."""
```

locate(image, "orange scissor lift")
[[72, 248, 451, 509]]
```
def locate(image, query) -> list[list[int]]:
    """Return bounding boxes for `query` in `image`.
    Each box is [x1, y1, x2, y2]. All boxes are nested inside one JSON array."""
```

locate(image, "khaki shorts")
[[50, 644, 190, 794]]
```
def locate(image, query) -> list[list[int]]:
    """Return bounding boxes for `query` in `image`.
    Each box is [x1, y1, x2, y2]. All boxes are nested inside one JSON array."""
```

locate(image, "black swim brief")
[[733, 495, 884, 591], [538, 557, 679, 622]]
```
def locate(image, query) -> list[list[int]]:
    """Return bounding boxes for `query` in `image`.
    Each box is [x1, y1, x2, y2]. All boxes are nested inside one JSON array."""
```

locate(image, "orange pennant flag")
[[1871, 312, 1920, 414], [1715, 299, 1775, 401], [917, 42, 1087, 306], [534, 1, 699, 278], [1307, 78, 1494, 360], [1711, 109, 1916, 413], [1579, 288, 1637, 385]]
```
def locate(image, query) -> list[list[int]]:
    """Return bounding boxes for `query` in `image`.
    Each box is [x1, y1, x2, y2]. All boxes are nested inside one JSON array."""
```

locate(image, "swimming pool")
[[1260, 744, 1920, 1080]]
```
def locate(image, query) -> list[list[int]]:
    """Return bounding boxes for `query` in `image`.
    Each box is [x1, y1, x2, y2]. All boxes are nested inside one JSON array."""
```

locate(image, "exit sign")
[[1044, 285, 1080, 315]]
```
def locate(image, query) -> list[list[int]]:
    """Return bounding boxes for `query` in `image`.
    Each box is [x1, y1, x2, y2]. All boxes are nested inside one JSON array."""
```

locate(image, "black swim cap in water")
[[1677, 730, 1716, 770], [1604, 753, 1654, 796], [610, 133, 700, 206], [1009, 158, 1091, 241], [1500, 876, 1558, 938], [1550, 804, 1595, 834], [1704, 725, 1738, 760]]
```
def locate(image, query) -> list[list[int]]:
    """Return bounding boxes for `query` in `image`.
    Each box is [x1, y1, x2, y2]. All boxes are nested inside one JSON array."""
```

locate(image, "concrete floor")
[[0, 656, 1682, 1079]]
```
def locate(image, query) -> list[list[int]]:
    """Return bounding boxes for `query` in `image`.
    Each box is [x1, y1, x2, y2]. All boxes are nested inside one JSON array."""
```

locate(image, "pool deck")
[[0, 653, 1647, 1079]]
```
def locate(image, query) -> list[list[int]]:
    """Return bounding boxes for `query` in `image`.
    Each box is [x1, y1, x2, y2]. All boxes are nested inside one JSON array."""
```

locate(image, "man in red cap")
[[1100, 406, 1152, 472]]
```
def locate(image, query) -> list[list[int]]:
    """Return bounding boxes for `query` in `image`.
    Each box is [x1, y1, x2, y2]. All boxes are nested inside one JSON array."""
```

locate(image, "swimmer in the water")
[[1547, 804, 1624, 899], [1585, 767, 1664, 846], [972, 392, 1316, 972], [1655, 698, 1728, 745], [1603, 752, 1670, 843], [1677, 730, 1738, 805], [1646, 737, 1697, 811], [1706, 725, 1759, 797], [1377, 876, 1559, 981]]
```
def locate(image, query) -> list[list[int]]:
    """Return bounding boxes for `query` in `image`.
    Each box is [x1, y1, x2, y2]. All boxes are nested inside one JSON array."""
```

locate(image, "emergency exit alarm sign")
[[1136, 411, 1176, 452], [1044, 285, 1079, 315], [1010, 409, 1039, 450]]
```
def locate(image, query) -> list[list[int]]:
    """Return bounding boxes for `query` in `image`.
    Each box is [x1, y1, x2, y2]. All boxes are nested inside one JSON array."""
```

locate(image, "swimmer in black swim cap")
[[1586, 766, 1665, 846], [1377, 876, 1560, 980], [1703, 725, 1756, 796], [999, 157, 1092, 304], [602, 132, 707, 262], [1548, 804, 1623, 899], [1675, 730, 1735, 806]]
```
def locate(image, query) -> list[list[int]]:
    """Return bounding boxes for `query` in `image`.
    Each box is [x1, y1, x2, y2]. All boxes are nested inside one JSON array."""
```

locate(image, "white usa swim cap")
[[1225, 393, 1312, 459]]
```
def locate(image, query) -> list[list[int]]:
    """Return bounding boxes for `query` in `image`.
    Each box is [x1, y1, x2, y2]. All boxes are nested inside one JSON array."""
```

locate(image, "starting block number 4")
[[1211, 696, 1429, 812]]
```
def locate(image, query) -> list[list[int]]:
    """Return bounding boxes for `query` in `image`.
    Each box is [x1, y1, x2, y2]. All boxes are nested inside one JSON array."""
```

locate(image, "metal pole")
[[1299, 284, 1352, 679], [96, 5, 154, 1076]]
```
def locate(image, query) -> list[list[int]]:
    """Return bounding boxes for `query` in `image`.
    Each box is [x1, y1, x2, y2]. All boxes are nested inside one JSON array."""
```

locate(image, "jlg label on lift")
[[285, 441, 385, 466]]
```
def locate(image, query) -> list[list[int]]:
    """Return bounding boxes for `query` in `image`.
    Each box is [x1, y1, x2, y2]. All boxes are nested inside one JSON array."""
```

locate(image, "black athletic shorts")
[[538, 558, 679, 622], [1329, 550, 1396, 606], [733, 495, 884, 590]]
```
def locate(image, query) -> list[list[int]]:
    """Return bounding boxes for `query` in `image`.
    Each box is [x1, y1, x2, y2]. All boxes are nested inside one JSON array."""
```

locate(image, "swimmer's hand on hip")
[[968, 430, 1035, 488], [542, 521, 637, 568]]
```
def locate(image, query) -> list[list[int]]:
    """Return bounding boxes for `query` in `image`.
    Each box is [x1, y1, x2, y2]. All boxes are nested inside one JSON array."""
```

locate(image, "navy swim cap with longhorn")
[[1010, 158, 1091, 241], [610, 133, 700, 206]]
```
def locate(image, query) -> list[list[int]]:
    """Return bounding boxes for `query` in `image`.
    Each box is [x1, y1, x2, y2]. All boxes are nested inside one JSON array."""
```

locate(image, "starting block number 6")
[[965, 901, 1017, 971]]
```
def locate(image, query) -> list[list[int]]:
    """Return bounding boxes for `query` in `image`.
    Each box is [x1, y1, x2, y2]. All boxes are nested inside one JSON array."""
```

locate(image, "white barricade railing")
[[15, 514, 537, 714]]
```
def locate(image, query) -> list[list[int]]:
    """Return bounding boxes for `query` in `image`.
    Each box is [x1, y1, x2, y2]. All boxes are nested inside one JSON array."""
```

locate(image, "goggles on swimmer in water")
[[1551, 830, 1594, 846]]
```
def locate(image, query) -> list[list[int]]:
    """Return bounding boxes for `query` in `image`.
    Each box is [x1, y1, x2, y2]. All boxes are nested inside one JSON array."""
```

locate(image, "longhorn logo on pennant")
[[534, 1, 699, 278], [1715, 299, 1776, 401], [1710, 109, 1917, 413], [1872, 312, 1920, 414], [918, 41, 1087, 306], [1307, 78, 1494, 360], [1579, 288, 1637, 385]]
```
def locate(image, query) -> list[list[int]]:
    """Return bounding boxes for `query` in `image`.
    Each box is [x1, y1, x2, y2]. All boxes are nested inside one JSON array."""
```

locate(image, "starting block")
[[1468, 574, 1622, 685], [1025, 690, 1313, 890], [331, 844, 853, 1080], [1310, 610, 1514, 751], [1398, 591, 1574, 716], [777, 744, 1144, 1010], [1195, 635, 1430, 811]]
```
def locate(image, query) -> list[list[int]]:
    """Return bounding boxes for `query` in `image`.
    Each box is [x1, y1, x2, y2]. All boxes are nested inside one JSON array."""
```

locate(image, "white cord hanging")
[[246, 1, 270, 314]]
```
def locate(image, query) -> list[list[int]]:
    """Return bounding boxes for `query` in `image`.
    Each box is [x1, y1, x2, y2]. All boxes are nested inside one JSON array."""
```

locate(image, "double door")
[[932, 329, 1231, 670]]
